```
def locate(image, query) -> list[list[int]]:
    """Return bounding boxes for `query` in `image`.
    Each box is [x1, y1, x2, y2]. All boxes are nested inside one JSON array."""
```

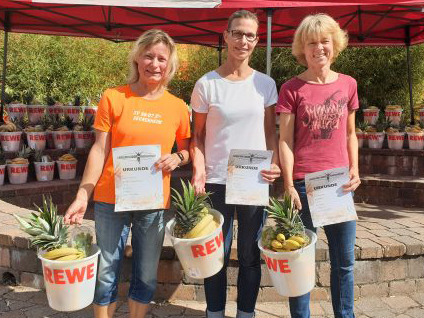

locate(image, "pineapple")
[[33, 149, 53, 163], [74, 115, 94, 132], [51, 114, 69, 132], [172, 179, 218, 239], [64, 115, 75, 131], [356, 121, 368, 133], [262, 195, 310, 252], [10, 145, 32, 164]]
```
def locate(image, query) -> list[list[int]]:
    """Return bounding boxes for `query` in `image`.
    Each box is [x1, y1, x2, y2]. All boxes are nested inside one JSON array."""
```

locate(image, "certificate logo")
[[118, 151, 156, 164], [232, 153, 267, 165], [309, 171, 344, 183]]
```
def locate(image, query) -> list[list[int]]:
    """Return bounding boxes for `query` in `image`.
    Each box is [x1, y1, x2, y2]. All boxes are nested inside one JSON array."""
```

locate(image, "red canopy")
[[2, 0, 424, 46]]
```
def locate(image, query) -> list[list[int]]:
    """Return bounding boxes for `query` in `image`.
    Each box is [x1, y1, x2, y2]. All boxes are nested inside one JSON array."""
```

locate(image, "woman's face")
[[303, 34, 334, 68], [137, 42, 170, 85], [224, 18, 259, 61]]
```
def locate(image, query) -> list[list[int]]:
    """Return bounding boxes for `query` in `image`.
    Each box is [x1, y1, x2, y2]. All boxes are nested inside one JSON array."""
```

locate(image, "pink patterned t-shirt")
[[276, 74, 359, 180]]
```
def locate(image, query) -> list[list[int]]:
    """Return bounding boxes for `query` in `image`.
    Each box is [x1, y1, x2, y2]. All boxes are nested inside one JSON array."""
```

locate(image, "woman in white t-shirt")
[[190, 10, 281, 318]]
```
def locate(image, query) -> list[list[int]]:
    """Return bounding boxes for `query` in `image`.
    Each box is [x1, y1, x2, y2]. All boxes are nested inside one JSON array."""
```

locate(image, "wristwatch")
[[176, 152, 184, 164]]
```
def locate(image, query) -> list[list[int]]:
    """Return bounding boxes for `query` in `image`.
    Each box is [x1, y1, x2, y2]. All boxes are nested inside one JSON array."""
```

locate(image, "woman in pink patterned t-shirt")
[[276, 14, 360, 318]]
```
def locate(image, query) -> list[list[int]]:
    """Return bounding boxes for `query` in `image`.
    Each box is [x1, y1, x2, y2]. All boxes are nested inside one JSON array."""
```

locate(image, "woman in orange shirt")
[[64, 29, 191, 318]]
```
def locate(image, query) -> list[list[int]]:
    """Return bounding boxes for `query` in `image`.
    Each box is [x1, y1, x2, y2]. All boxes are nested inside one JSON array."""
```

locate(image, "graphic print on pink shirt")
[[302, 90, 348, 140]]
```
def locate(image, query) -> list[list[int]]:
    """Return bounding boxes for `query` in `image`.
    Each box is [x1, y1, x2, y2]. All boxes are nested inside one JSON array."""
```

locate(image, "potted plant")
[[73, 116, 94, 149], [56, 148, 78, 180], [366, 114, 390, 149], [0, 119, 23, 152], [25, 124, 47, 150], [27, 96, 46, 125], [386, 117, 407, 150], [0, 148, 6, 185], [6, 93, 26, 121], [259, 195, 317, 297], [406, 123, 424, 150], [83, 98, 97, 120], [33, 149, 55, 181], [6, 145, 32, 184], [385, 105, 403, 126], [165, 180, 224, 279], [13, 195, 100, 312], [41, 114, 55, 149], [51, 115, 72, 150], [362, 105, 379, 125], [63, 95, 82, 124], [46, 96, 60, 116], [355, 121, 368, 148]]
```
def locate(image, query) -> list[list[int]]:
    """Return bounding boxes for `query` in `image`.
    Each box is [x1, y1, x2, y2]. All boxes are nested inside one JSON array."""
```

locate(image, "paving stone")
[[0, 310, 26, 318], [410, 292, 424, 306], [20, 304, 57, 318], [150, 303, 185, 317], [355, 238, 383, 259], [392, 236, 424, 255], [404, 307, 424, 318], [355, 297, 388, 312], [382, 295, 419, 309], [370, 237, 406, 258], [366, 310, 396, 318]]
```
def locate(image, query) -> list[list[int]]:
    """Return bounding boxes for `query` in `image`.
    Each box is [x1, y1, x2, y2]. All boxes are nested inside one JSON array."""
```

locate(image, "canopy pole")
[[218, 35, 223, 66], [405, 26, 414, 125], [266, 8, 273, 76], [1, 12, 11, 124]]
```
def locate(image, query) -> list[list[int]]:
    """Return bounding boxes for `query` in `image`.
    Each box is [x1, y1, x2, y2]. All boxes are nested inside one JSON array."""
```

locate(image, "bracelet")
[[176, 152, 184, 164]]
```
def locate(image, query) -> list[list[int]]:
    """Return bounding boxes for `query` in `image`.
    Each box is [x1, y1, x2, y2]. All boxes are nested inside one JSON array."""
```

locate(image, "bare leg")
[[94, 302, 117, 318], [129, 298, 150, 318]]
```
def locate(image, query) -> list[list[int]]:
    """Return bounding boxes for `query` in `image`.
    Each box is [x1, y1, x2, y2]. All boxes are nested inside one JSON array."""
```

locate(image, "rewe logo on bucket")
[[388, 135, 405, 141], [191, 231, 223, 258], [43, 263, 95, 284], [29, 134, 46, 141], [60, 163, 76, 170], [263, 255, 291, 273], [10, 166, 28, 174], [55, 134, 71, 140], [0, 135, 20, 141]]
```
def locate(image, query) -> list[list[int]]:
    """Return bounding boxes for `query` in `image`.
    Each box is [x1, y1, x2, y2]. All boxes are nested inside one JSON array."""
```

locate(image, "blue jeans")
[[204, 184, 267, 318], [289, 180, 356, 318], [93, 202, 165, 306]]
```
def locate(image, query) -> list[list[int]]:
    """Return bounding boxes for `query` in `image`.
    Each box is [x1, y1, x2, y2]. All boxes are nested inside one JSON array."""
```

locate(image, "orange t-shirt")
[[93, 85, 191, 209]]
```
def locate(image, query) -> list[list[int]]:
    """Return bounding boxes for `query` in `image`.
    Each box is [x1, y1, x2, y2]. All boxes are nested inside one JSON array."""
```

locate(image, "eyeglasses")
[[228, 30, 258, 42]]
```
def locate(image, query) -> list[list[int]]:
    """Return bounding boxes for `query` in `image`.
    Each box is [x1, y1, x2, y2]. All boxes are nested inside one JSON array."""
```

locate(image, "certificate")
[[225, 149, 273, 206], [305, 166, 357, 227], [112, 145, 163, 212]]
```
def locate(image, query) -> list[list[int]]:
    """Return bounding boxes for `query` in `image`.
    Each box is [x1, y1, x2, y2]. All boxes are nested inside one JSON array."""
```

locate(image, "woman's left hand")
[[260, 163, 281, 183], [343, 167, 361, 192], [155, 153, 180, 172]]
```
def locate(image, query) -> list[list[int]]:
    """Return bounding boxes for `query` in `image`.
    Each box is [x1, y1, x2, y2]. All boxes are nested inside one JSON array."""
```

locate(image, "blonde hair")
[[227, 10, 259, 30], [292, 14, 348, 66], [127, 29, 178, 87]]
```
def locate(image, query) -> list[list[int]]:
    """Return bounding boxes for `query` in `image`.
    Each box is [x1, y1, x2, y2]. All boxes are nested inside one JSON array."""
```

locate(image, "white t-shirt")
[[191, 70, 278, 184]]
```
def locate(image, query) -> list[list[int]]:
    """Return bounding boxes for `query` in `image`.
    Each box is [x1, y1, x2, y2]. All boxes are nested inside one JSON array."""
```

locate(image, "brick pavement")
[[1, 285, 424, 318]]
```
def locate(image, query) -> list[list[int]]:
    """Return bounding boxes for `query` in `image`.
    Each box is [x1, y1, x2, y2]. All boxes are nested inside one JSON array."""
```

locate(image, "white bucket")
[[259, 229, 317, 297], [47, 105, 64, 116], [52, 131, 72, 150], [0, 131, 23, 152], [34, 161, 55, 182], [83, 106, 97, 120], [356, 132, 365, 148], [26, 131, 47, 150], [385, 109, 403, 126], [419, 108, 424, 125], [7, 163, 29, 184], [63, 106, 81, 123], [407, 132, 424, 150], [363, 109, 379, 125], [38, 245, 100, 312], [165, 209, 224, 279], [387, 132, 405, 150], [6, 104, 26, 120], [27, 105, 46, 124], [57, 160, 77, 180], [0, 165, 5, 185], [367, 132, 385, 149], [73, 131, 94, 149]]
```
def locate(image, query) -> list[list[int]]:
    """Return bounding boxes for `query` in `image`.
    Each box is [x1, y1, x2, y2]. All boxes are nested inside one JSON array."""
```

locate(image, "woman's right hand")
[[191, 170, 206, 195], [64, 198, 88, 225], [284, 185, 302, 210]]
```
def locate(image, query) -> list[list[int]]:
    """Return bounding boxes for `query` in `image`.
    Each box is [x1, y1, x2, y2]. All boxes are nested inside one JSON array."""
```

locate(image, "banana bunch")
[[25, 125, 44, 132], [55, 126, 69, 132], [184, 212, 219, 239], [42, 247, 86, 261], [270, 233, 308, 252], [59, 154, 76, 161], [0, 122, 18, 132], [10, 158, 29, 164]]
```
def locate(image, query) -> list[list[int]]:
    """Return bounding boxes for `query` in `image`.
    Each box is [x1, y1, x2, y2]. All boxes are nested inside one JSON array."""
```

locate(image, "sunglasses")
[[228, 30, 258, 42]]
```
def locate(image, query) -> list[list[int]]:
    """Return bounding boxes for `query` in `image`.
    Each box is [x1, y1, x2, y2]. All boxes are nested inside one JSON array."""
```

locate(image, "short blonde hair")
[[292, 14, 348, 66], [127, 29, 178, 87], [227, 10, 259, 30]]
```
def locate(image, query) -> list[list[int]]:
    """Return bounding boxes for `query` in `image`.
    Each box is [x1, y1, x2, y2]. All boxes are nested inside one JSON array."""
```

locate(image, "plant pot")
[[47, 105, 64, 116], [63, 106, 81, 123], [258, 229, 317, 297], [83, 106, 97, 120], [0, 164, 5, 185], [0, 131, 23, 152], [38, 245, 100, 312], [34, 161, 55, 181], [57, 160, 77, 180], [27, 105, 46, 124], [356, 132, 366, 148], [407, 132, 424, 150], [419, 108, 424, 125], [7, 163, 29, 184], [385, 109, 403, 126], [367, 132, 385, 149], [6, 104, 27, 120], [52, 131, 72, 149], [363, 108, 379, 125], [387, 132, 405, 150], [26, 131, 47, 150], [73, 131, 94, 149], [165, 209, 224, 279]]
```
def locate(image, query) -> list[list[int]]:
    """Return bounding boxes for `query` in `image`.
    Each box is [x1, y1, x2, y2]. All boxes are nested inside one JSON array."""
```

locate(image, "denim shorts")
[[93, 201, 165, 306]]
